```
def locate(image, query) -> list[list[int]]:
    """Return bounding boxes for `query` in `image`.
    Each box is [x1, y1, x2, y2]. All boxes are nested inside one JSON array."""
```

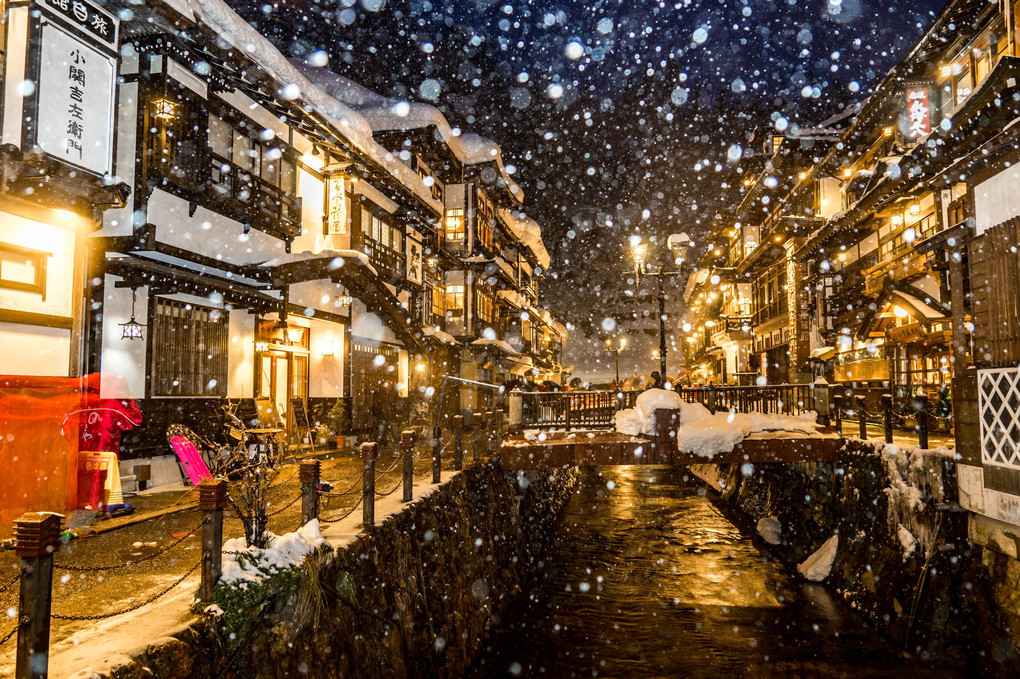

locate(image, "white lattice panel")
[[979, 367, 1020, 469]]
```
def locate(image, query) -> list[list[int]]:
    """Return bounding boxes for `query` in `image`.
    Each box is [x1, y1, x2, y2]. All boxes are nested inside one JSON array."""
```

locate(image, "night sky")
[[237, 0, 945, 377]]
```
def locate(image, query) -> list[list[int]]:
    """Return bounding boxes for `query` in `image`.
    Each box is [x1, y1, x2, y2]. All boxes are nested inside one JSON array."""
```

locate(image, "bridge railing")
[[677, 384, 815, 416], [515, 390, 639, 429], [514, 385, 822, 431]]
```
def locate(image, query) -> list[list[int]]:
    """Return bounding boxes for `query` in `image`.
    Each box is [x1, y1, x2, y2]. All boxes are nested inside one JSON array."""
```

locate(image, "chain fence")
[[0, 624, 16, 648], [52, 519, 204, 572], [51, 560, 202, 622], [318, 497, 363, 525]]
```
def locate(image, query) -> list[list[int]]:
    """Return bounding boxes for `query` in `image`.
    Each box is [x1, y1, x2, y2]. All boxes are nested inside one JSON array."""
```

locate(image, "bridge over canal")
[[500, 386, 844, 470]]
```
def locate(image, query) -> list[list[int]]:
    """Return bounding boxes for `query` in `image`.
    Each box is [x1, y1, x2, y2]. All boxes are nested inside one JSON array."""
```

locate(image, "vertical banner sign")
[[325, 175, 347, 235], [33, 0, 119, 176], [906, 87, 931, 139], [406, 228, 423, 285]]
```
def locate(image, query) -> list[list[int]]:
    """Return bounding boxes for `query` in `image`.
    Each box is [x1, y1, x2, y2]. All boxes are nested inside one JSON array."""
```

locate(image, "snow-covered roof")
[[261, 249, 377, 276], [177, 1, 441, 214], [497, 289, 529, 308], [551, 320, 569, 341], [294, 60, 524, 203], [422, 326, 459, 345], [470, 337, 521, 356], [499, 208, 550, 270]]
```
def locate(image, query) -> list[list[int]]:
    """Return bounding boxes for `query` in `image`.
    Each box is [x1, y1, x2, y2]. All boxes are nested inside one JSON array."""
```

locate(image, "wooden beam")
[[0, 309, 73, 329]]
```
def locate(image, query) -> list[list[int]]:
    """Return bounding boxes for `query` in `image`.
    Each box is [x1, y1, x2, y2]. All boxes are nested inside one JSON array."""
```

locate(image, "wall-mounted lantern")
[[119, 288, 145, 340]]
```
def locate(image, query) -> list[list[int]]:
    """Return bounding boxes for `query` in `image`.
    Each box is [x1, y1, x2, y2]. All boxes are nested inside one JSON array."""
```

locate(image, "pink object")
[[169, 435, 213, 485]]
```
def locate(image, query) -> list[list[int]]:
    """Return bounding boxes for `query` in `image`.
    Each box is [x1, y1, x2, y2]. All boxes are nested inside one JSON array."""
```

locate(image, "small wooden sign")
[[290, 397, 310, 430]]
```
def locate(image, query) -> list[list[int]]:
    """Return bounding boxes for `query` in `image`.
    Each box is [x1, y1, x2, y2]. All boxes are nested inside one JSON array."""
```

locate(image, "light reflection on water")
[[468, 466, 957, 678]]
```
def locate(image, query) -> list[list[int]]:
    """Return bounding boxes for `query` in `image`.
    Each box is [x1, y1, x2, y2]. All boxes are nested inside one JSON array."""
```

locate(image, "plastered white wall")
[[975, 166, 1020, 234], [228, 309, 255, 398], [0, 322, 70, 375], [99, 279, 147, 398]]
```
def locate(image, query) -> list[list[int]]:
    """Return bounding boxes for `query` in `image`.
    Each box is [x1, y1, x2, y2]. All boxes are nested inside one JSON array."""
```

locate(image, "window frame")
[[0, 243, 49, 300]]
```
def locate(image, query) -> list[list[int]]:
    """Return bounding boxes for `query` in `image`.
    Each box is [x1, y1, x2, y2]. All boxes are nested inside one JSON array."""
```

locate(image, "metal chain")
[[0, 568, 23, 594], [53, 520, 204, 572], [52, 560, 201, 621], [318, 496, 363, 525], [375, 481, 402, 497], [0, 624, 16, 647], [319, 471, 364, 498], [264, 491, 303, 518]]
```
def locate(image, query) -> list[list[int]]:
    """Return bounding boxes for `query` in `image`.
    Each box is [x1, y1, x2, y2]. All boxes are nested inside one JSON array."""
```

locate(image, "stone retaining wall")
[[107, 460, 578, 678], [693, 440, 1020, 676]]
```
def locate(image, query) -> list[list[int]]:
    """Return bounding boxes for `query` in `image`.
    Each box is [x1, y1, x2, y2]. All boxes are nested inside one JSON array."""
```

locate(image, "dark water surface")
[[468, 466, 957, 678]]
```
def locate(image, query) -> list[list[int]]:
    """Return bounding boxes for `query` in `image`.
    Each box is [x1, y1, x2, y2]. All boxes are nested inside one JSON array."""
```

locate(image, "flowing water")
[[468, 466, 957, 678]]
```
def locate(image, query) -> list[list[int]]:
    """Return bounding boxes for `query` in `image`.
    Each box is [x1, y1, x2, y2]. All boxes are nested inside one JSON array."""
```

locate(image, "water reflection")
[[469, 466, 956, 678]]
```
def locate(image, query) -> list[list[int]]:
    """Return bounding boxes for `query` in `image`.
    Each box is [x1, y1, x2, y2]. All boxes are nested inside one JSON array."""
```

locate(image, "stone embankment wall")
[[693, 440, 1020, 677], [109, 460, 578, 679]]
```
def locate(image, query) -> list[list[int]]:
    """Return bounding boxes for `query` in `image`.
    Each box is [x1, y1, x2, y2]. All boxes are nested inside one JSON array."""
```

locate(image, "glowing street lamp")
[[606, 336, 627, 384]]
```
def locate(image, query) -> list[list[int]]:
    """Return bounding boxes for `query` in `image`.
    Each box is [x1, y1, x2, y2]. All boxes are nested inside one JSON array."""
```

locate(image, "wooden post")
[[916, 394, 930, 450], [14, 512, 62, 679], [453, 415, 464, 471], [198, 479, 226, 603], [432, 425, 442, 484], [484, 411, 494, 459], [708, 385, 717, 414], [473, 411, 484, 462], [564, 394, 572, 431], [361, 442, 377, 527], [299, 459, 320, 526], [856, 395, 868, 439], [833, 394, 844, 436], [882, 394, 894, 444], [401, 430, 415, 503]]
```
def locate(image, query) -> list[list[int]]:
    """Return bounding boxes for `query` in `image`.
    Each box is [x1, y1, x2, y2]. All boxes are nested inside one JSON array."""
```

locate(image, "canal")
[[468, 466, 958, 678]]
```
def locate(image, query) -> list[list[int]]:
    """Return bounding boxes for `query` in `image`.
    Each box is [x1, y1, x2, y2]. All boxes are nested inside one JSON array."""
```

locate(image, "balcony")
[[361, 235, 406, 280], [209, 154, 302, 241]]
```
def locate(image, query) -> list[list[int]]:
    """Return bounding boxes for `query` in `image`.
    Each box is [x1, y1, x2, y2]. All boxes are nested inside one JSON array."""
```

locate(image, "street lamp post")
[[605, 336, 627, 383], [631, 233, 691, 381]]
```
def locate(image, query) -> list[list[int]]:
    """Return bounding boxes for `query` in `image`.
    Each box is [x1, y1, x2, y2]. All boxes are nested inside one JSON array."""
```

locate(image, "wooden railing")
[[677, 384, 815, 416], [518, 390, 639, 429]]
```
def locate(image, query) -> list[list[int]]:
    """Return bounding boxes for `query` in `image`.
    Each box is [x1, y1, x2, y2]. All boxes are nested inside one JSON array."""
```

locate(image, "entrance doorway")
[[256, 319, 310, 432]]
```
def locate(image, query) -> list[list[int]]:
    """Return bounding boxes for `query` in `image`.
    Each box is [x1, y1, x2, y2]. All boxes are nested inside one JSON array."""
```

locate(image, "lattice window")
[[979, 367, 1020, 469]]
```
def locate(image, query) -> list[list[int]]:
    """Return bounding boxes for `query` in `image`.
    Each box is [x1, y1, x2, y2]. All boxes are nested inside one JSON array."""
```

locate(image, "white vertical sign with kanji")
[[906, 87, 931, 139], [35, 20, 117, 176]]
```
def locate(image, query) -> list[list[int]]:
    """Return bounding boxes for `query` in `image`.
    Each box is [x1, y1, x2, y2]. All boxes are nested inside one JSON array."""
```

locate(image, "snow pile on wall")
[[676, 410, 820, 458], [220, 520, 329, 587], [614, 390, 820, 453], [874, 441, 954, 559], [614, 389, 685, 436], [797, 534, 838, 581]]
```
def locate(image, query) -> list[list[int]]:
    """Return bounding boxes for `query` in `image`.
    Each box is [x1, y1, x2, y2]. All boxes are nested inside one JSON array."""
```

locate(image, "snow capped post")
[[198, 478, 227, 602], [361, 442, 377, 527], [453, 415, 464, 471], [13, 512, 62, 679], [299, 459, 320, 526], [401, 430, 415, 503]]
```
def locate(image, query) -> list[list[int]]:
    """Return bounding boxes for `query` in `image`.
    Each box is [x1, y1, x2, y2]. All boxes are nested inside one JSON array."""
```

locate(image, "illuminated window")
[[446, 284, 465, 317], [475, 289, 495, 324], [445, 208, 465, 241], [0, 243, 48, 300]]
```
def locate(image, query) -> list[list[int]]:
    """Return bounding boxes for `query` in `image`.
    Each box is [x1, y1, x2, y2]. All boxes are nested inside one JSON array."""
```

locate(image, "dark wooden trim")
[[0, 308, 73, 329], [285, 302, 349, 326]]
